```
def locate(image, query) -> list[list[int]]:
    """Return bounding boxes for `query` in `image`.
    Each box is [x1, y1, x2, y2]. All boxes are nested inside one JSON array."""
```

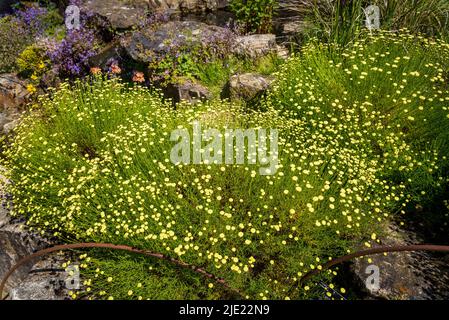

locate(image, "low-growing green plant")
[[230, 0, 278, 34], [3, 31, 449, 300], [265, 29, 449, 208], [16, 44, 50, 83], [0, 16, 34, 73], [145, 26, 236, 86], [195, 54, 285, 97]]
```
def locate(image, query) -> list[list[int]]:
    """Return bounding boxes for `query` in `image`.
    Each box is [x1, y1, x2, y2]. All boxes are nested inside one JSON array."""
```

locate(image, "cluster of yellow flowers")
[[4, 30, 449, 300]]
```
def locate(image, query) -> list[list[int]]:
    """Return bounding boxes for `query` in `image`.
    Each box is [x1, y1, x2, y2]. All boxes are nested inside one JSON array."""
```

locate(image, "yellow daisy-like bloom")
[[26, 84, 37, 94]]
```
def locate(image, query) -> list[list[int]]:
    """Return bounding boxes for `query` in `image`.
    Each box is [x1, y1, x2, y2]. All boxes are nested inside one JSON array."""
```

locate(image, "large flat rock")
[[80, 0, 151, 30], [122, 20, 233, 63], [79, 0, 229, 30], [222, 73, 274, 101], [0, 168, 68, 300], [0, 0, 15, 14]]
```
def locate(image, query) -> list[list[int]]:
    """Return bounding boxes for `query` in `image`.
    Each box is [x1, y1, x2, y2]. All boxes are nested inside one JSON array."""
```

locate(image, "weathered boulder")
[[88, 40, 124, 69], [0, 74, 29, 135], [164, 78, 211, 103], [0, 0, 15, 14], [222, 73, 274, 101], [232, 34, 278, 58], [121, 20, 234, 64], [182, 10, 235, 28], [79, 0, 229, 30], [2, 119, 19, 135], [0, 219, 51, 296], [0, 111, 21, 136], [352, 224, 449, 300], [0, 74, 30, 110], [0, 170, 70, 300], [80, 0, 151, 30], [276, 44, 289, 59], [148, 0, 229, 12]]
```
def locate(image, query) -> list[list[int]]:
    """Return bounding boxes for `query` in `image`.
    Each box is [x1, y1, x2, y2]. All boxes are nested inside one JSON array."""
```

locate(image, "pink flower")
[[90, 67, 102, 75], [132, 71, 145, 83], [110, 64, 121, 74]]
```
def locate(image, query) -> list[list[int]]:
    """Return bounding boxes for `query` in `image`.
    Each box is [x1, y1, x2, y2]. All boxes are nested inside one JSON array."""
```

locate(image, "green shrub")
[[16, 44, 50, 83], [40, 5, 65, 38], [3, 31, 449, 300], [230, 0, 278, 34], [307, 0, 365, 46], [265, 29, 449, 206], [304, 0, 449, 46]]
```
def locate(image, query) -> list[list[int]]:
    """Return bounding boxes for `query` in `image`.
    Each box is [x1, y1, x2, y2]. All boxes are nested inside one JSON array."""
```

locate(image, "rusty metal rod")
[[0, 242, 242, 300], [299, 244, 449, 286], [3, 243, 449, 299]]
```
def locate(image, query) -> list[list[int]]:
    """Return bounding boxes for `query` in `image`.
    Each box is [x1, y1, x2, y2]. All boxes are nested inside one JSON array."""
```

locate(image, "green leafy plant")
[[4, 31, 449, 300], [230, 0, 278, 34]]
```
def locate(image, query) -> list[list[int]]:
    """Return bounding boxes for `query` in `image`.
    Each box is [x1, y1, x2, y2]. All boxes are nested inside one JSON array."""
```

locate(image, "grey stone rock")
[[79, 0, 229, 31], [222, 73, 274, 101], [0, 112, 21, 136], [8, 254, 69, 300], [0, 74, 30, 110], [276, 45, 290, 60], [0, 221, 50, 294], [9, 278, 63, 300], [165, 78, 211, 103], [122, 20, 233, 64], [282, 21, 305, 35], [232, 34, 278, 59], [0, 0, 15, 14], [182, 10, 235, 28]]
